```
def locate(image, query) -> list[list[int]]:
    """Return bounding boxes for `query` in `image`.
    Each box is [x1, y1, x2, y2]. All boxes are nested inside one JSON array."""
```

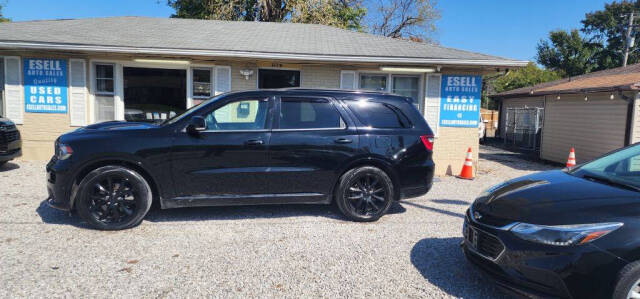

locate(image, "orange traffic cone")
[[566, 147, 576, 167], [457, 147, 474, 180]]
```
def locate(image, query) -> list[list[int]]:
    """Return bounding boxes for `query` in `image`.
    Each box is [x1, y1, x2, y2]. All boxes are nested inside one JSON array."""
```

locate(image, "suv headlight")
[[57, 143, 73, 160], [510, 222, 623, 246]]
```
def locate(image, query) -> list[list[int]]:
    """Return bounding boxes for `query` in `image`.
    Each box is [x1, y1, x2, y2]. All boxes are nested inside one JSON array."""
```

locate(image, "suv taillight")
[[420, 135, 434, 151]]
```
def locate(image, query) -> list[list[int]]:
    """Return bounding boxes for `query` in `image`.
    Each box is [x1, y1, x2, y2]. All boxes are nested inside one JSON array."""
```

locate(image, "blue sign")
[[24, 58, 68, 113], [439, 75, 482, 127]]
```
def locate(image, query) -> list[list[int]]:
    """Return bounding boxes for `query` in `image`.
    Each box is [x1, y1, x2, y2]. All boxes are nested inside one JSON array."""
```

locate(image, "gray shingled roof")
[[0, 17, 526, 66]]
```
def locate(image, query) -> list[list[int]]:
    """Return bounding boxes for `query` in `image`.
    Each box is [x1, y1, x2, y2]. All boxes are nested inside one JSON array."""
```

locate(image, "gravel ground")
[[0, 145, 555, 298]]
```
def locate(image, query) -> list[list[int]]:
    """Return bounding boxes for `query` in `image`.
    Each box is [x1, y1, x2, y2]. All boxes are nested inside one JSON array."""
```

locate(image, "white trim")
[[0, 41, 530, 67], [114, 63, 124, 121], [3, 56, 22, 124], [214, 65, 232, 95], [425, 73, 442, 137], [68, 58, 88, 126]]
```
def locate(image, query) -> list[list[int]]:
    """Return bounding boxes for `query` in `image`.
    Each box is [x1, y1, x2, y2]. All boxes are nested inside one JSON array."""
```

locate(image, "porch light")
[[240, 69, 254, 80], [133, 59, 190, 65], [379, 66, 436, 73]]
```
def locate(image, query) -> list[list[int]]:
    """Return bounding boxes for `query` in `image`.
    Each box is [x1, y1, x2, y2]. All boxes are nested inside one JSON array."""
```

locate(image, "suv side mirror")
[[186, 116, 206, 134]]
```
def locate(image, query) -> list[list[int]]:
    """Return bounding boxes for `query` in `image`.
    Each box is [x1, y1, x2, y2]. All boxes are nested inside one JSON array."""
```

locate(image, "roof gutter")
[[490, 85, 638, 99], [0, 41, 530, 67]]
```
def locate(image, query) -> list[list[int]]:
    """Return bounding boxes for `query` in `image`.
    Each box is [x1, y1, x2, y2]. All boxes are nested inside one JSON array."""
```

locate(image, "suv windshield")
[[162, 94, 225, 125], [571, 144, 640, 192]]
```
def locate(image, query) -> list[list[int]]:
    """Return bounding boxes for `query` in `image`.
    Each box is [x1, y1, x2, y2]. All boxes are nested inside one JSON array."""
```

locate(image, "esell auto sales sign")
[[23, 58, 68, 114]]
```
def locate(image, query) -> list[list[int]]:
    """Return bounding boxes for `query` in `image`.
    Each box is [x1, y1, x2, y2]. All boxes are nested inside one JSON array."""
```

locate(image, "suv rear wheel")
[[75, 165, 152, 230], [335, 166, 394, 222]]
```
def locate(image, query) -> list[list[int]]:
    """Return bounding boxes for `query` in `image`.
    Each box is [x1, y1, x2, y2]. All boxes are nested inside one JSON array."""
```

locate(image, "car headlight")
[[510, 222, 623, 246], [57, 143, 73, 160]]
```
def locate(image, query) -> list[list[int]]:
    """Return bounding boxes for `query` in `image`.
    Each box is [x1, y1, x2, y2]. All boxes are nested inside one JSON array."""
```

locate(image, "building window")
[[192, 68, 212, 98], [359, 74, 387, 91], [95, 64, 114, 95], [258, 69, 300, 89], [392, 75, 420, 108], [279, 97, 344, 129]]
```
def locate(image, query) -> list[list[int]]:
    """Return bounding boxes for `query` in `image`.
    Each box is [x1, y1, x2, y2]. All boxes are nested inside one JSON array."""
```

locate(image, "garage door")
[[541, 94, 628, 164], [499, 96, 544, 138]]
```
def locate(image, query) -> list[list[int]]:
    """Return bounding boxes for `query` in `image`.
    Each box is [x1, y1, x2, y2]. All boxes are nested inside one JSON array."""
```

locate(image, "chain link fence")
[[503, 107, 544, 151]]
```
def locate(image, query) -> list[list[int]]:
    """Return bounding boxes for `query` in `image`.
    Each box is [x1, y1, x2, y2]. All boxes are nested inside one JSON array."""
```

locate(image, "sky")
[[2, 0, 614, 62]]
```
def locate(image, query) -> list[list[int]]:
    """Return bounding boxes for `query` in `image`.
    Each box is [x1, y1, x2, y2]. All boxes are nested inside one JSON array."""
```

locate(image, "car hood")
[[80, 121, 160, 131], [472, 170, 640, 225]]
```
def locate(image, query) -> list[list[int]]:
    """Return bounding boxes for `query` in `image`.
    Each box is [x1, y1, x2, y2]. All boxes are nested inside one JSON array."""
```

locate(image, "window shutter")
[[3, 57, 22, 124], [214, 66, 231, 95], [340, 71, 356, 89], [424, 74, 442, 136], [69, 59, 87, 126]]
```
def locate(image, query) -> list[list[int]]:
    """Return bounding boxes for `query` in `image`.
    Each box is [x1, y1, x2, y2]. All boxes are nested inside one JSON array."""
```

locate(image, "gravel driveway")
[[0, 145, 555, 298]]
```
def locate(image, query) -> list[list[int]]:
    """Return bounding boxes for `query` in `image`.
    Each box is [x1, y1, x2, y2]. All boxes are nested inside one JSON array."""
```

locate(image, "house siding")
[[540, 92, 628, 164]]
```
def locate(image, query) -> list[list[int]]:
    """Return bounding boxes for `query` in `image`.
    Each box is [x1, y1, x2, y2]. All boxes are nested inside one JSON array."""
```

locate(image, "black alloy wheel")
[[336, 166, 394, 222], [88, 175, 138, 224], [345, 174, 387, 216], [76, 166, 152, 230]]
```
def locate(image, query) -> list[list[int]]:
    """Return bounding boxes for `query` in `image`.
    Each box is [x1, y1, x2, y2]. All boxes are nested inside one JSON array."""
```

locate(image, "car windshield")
[[162, 94, 225, 125], [570, 144, 640, 191]]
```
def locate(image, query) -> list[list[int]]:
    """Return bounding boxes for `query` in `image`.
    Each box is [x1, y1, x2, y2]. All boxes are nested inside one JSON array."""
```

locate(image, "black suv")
[[47, 89, 435, 230], [0, 116, 21, 167]]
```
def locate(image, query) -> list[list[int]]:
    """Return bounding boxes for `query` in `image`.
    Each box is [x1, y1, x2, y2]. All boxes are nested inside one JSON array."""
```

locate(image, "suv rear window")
[[345, 100, 411, 128], [280, 97, 344, 129]]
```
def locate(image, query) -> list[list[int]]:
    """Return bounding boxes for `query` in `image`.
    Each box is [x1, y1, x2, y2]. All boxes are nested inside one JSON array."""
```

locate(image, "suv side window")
[[345, 100, 411, 128], [279, 97, 345, 129], [204, 98, 269, 131]]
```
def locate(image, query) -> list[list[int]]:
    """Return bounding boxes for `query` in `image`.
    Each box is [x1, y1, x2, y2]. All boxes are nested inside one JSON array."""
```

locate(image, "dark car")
[[463, 143, 640, 298], [0, 116, 21, 167], [46, 89, 435, 230]]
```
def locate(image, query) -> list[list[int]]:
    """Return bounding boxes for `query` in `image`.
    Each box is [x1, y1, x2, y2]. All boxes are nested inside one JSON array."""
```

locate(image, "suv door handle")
[[245, 139, 264, 146], [334, 138, 353, 144]]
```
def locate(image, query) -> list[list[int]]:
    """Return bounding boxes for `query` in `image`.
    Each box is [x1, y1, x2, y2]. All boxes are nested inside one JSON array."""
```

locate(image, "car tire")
[[335, 166, 394, 222], [613, 260, 640, 299], [75, 165, 152, 230]]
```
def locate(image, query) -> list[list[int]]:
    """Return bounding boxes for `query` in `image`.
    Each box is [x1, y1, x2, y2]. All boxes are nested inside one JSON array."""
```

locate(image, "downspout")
[[618, 90, 636, 146]]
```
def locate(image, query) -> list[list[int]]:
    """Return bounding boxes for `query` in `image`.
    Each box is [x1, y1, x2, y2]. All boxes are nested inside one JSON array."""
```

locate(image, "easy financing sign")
[[439, 75, 481, 128], [24, 58, 68, 113]]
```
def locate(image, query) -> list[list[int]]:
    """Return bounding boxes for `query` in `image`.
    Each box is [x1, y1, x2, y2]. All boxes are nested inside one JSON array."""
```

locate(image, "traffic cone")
[[566, 147, 576, 167], [457, 147, 474, 180]]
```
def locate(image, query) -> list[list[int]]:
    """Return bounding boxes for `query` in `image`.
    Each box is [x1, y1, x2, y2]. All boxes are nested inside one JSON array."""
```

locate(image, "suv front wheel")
[[75, 165, 153, 230], [335, 166, 394, 222]]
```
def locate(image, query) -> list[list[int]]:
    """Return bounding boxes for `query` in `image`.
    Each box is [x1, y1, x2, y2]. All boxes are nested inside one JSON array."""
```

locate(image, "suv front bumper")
[[46, 157, 74, 211]]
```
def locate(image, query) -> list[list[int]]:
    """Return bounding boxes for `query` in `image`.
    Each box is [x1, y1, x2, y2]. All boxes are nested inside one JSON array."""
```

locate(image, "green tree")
[[491, 62, 561, 94], [167, 0, 366, 30], [290, 0, 366, 31], [536, 29, 601, 77], [0, 3, 9, 22], [582, 0, 640, 69]]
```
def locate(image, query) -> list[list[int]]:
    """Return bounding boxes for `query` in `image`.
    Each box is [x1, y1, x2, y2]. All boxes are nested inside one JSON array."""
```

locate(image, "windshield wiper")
[[582, 174, 640, 192]]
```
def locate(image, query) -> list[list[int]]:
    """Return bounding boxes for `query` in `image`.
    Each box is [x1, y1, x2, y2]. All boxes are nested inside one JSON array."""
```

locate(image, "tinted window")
[[204, 98, 269, 131], [279, 98, 343, 129], [346, 100, 411, 128], [259, 69, 301, 89]]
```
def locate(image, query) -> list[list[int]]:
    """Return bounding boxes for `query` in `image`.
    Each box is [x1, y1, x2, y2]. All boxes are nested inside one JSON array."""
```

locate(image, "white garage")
[[492, 64, 640, 164]]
